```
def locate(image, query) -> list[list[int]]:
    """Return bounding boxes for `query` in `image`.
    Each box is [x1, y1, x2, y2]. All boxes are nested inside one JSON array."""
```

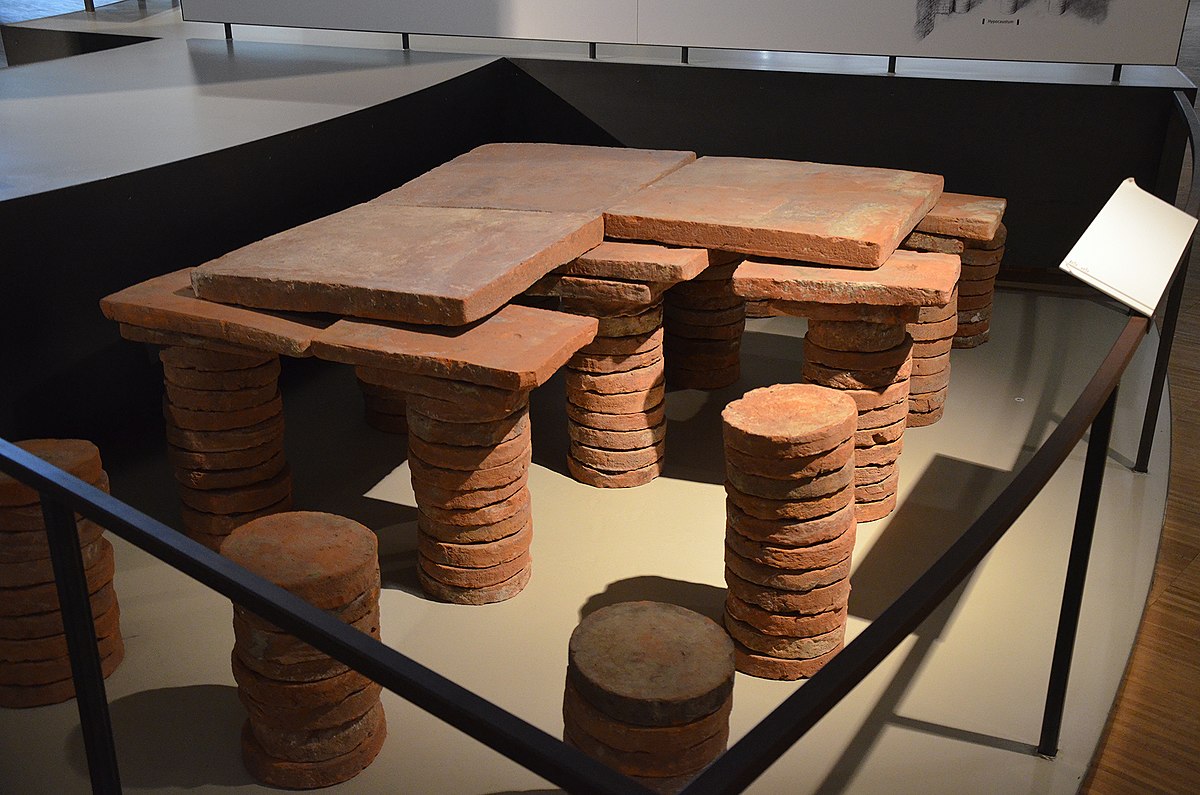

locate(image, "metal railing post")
[[41, 497, 121, 793], [1038, 385, 1120, 757], [1136, 242, 1191, 472]]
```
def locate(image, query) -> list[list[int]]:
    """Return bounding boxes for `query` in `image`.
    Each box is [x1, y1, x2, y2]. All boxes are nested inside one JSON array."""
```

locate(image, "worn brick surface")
[[378, 143, 695, 214], [915, 192, 1006, 241], [192, 204, 603, 326], [607, 157, 943, 267]]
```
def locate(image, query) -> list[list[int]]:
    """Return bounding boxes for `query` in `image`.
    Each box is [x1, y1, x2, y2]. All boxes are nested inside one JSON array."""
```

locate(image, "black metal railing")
[[1136, 90, 1200, 472], [2, 90, 1195, 795]]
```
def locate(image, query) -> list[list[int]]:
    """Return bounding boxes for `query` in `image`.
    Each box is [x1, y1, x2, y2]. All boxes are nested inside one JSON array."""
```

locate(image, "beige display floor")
[[0, 288, 1169, 793]]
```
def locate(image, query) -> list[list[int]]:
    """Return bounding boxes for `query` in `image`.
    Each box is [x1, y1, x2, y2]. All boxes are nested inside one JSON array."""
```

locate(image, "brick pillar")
[[161, 345, 292, 550]]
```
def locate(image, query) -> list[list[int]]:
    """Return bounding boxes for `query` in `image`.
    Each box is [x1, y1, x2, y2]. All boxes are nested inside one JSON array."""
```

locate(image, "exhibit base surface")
[[0, 288, 1168, 793]]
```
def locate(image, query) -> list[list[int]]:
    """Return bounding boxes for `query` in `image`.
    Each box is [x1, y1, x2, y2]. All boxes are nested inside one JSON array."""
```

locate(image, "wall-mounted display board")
[[639, 1, 1188, 65], [181, 0, 1189, 66], [180, 0, 639, 44]]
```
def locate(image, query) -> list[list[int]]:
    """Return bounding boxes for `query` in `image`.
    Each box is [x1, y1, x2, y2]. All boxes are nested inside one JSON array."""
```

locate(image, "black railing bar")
[[1038, 386, 1120, 756], [683, 315, 1150, 795], [1135, 90, 1200, 471], [1173, 90, 1200, 217], [0, 440, 650, 795], [41, 497, 121, 793]]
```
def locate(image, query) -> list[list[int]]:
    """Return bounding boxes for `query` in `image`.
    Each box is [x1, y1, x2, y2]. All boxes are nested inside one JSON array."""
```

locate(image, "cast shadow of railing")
[[816, 453, 1035, 794]]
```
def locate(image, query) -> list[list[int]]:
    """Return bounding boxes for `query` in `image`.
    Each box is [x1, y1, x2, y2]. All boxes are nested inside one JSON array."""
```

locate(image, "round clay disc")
[[0, 439, 103, 508], [721, 384, 857, 458], [220, 512, 378, 610], [160, 346, 272, 371], [724, 522, 857, 573], [726, 501, 856, 547], [562, 678, 731, 755], [724, 569, 851, 615], [665, 364, 741, 391], [725, 596, 847, 638], [567, 400, 666, 432], [567, 601, 734, 727], [417, 563, 530, 605], [723, 612, 845, 659], [855, 492, 899, 523], [952, 330, 991, 348], [249, 701, 385, 764], [406, 407, 528, 448], [732, 637, 842, 681], [723, 438, 853, 481], [567, 456, 664, 489], [240, 708, 386, 788]]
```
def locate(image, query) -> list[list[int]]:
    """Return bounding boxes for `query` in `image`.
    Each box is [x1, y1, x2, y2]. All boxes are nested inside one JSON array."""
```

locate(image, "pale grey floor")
[[0, 290, 1170, 794]]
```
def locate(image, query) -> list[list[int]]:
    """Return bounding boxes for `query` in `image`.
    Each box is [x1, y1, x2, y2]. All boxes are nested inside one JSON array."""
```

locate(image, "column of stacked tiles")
[[355, 376, 407, 435], [663, 255, 746, 390], [161, 346, 292, 550], [802, 314, 912, 521], [897, 232, 960, 425], [221, 512, 385, 789], [732, 252, 960, 523], [908, 193, 1008, 349], [0, 439, 124, 708], [362, 371, 534, 604], [564, 602, 734, 794], [904, 288, 957, 425], [556, 285, 668, 488], [953, 230, 1006, 347], [720, 385, 857, 680]]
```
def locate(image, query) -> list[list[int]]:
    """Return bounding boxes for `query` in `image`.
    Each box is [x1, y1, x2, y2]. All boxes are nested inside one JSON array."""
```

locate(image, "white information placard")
[[1060, 178, 1197, 316], [181, 0, 1189, 66]]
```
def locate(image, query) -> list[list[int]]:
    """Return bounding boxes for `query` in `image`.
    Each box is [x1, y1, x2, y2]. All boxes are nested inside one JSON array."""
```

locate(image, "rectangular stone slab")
[[191, 203, 604, 326], [375, 143, 696, 214], [557, 241, 710, 283], [732, 250, 960, 308], [915, 192, 1007, 241], [100, 269, 323, 357], [526, 275, 666, 306], [310, 306, 599, 391], [604, 157, 944, 268]]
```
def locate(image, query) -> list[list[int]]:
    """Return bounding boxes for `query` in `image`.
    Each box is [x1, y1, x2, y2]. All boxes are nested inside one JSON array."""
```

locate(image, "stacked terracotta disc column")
[[564, 601, 734, 794], [222, 511, 385, 789], [558, 292, 667, 489], [161, 346, 292, 550], [907, 192, 1008, 348], [0, 439, 124, 708], [801, 314, 912, 521], [955, 236, 1005, 348], [355, 372, 407, 435], [904, 287, 957, 427], [663, 257, 746, 390], [904, 227, 1004, 349], [356, 370, 534, 604], [720, 385, 856, 680]]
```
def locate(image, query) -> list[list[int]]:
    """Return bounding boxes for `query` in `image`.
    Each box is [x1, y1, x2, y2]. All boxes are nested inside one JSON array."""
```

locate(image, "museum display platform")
[[0, 287, 1170, 793], [0, 2, 1192, 790]]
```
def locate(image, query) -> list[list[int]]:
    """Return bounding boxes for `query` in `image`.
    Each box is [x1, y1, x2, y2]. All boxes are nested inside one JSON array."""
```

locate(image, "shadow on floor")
[[817, 454, 1035, 793], [67, 683, 249, 788], [579, 576, 726, 625]]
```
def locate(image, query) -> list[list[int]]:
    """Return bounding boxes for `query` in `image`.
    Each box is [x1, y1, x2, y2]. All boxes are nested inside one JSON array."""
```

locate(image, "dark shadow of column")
[[66, 684, 251, 787], [579, 576, 726, 625]]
